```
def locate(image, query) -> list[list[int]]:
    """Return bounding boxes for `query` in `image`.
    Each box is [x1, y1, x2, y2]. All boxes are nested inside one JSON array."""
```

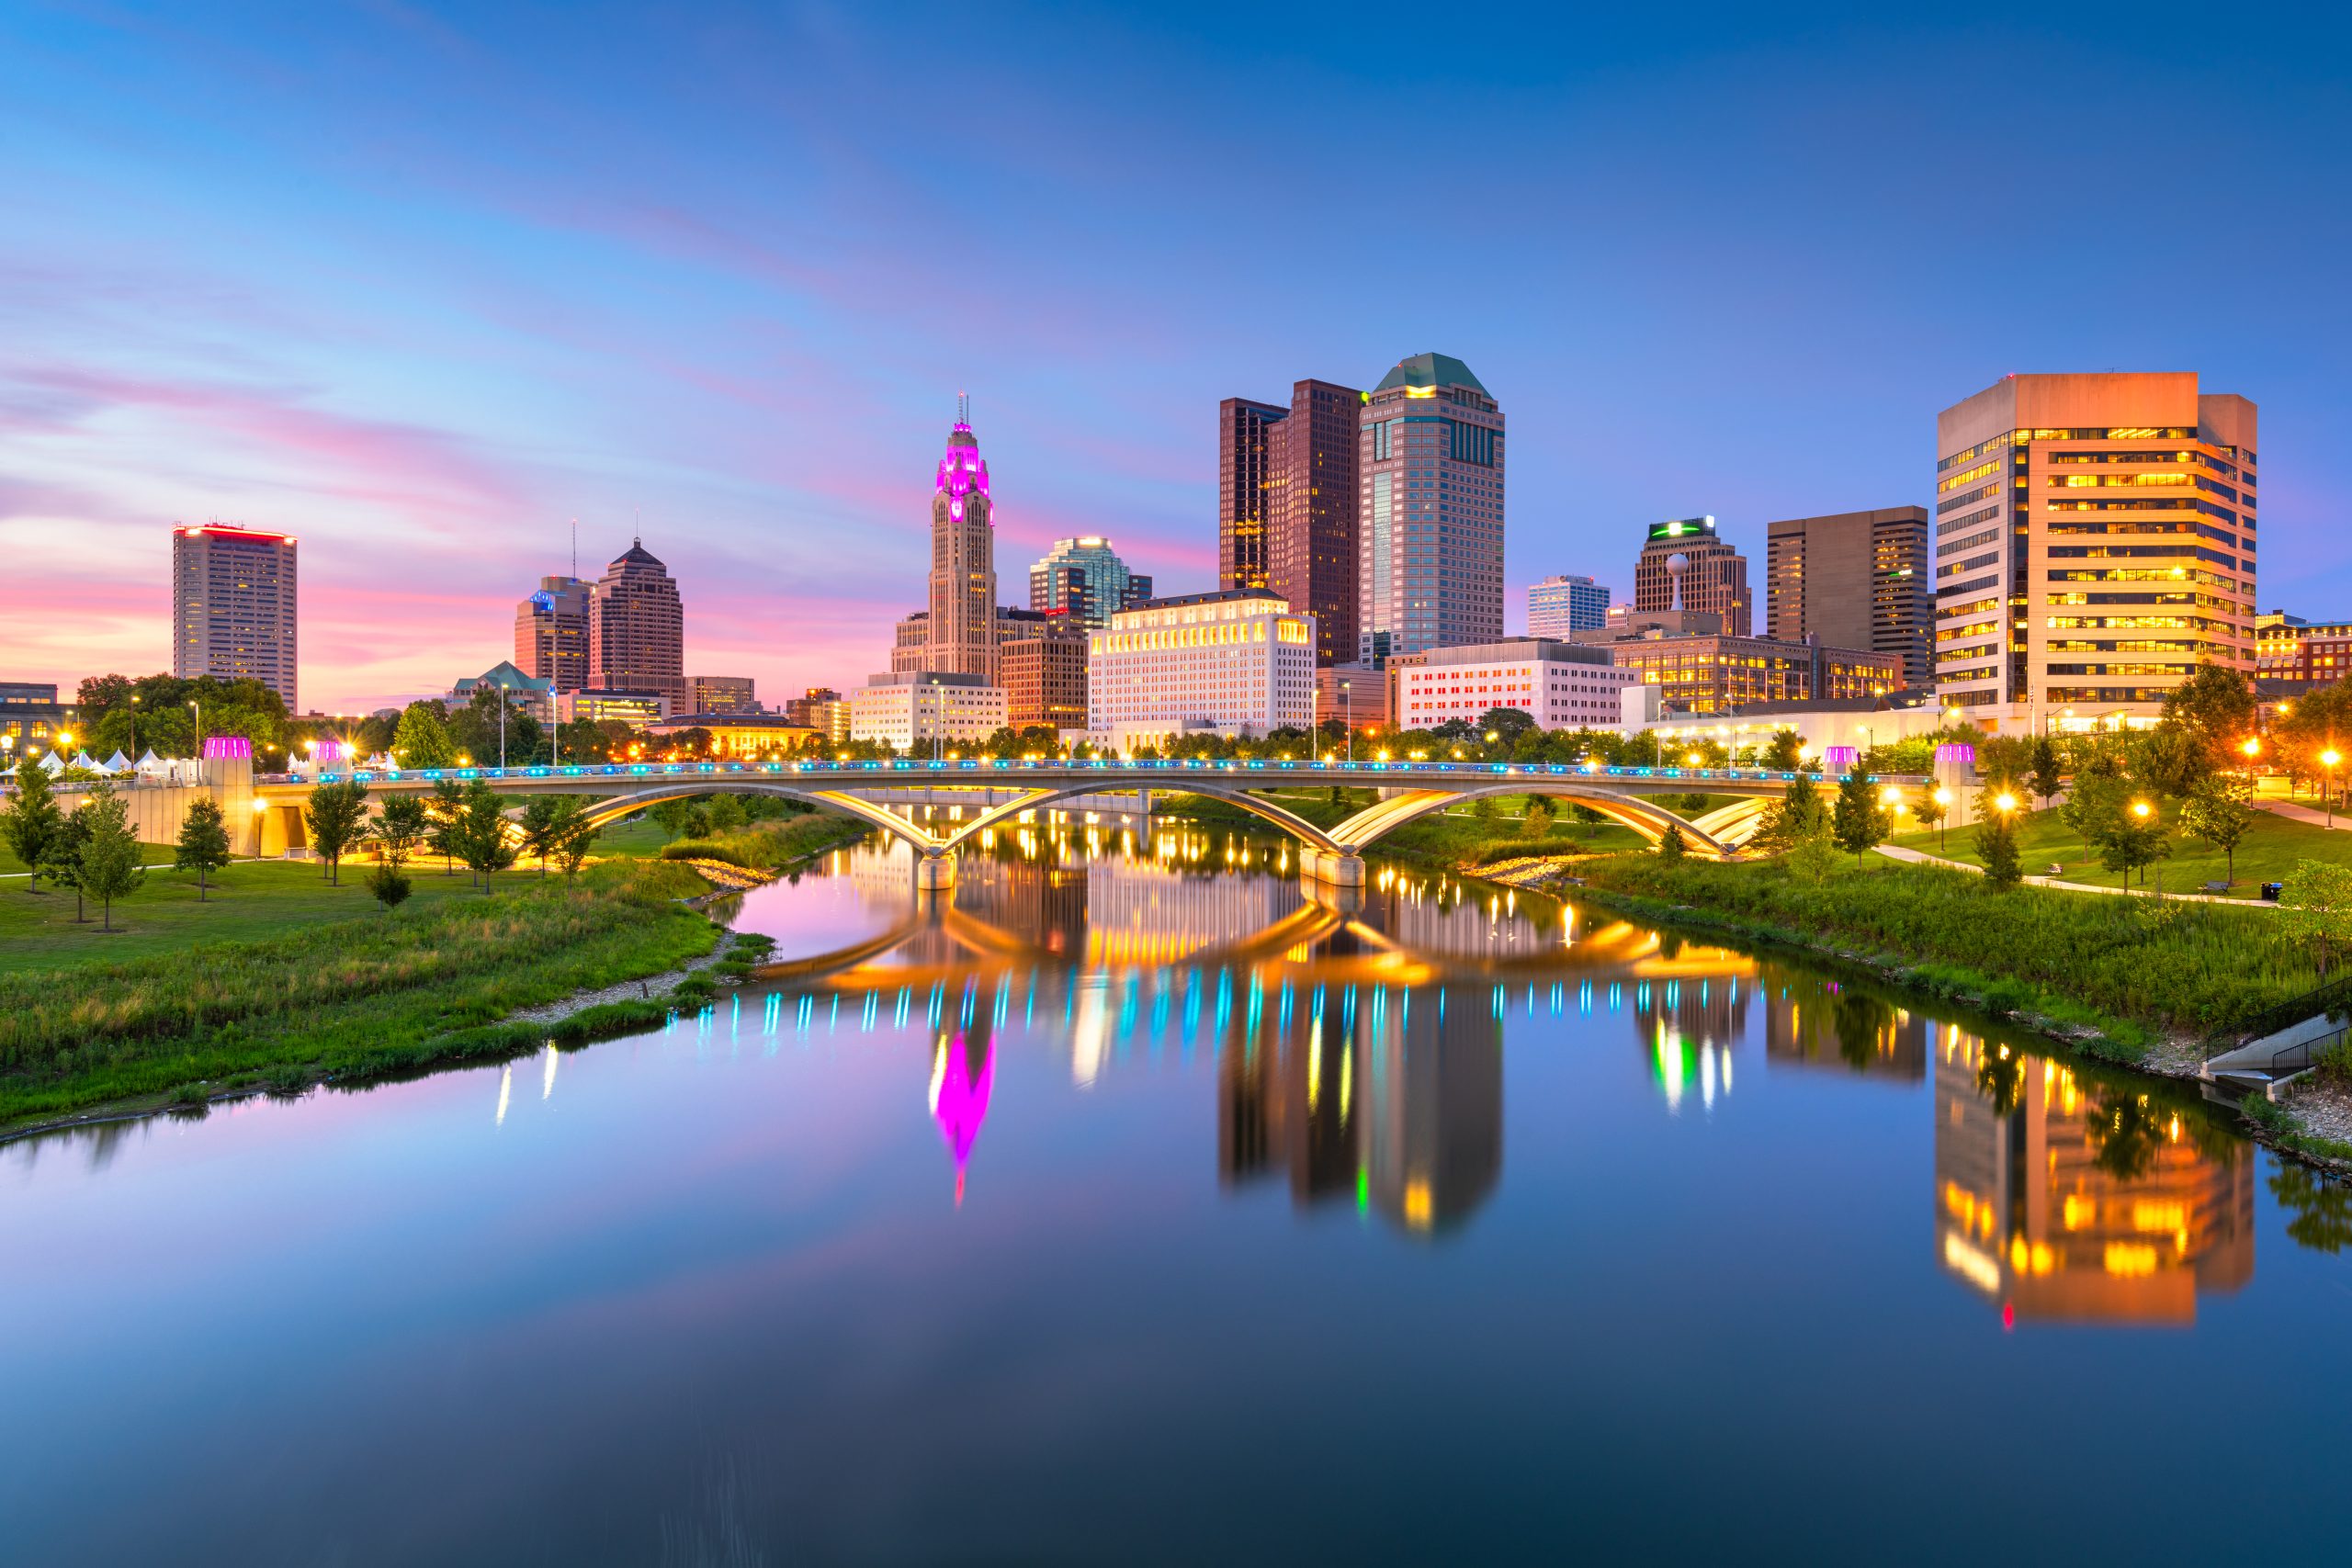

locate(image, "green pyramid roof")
[[1374, 353, 1487, 394]]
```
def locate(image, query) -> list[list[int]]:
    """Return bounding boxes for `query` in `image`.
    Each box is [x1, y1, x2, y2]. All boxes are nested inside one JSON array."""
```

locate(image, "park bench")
[[2201, 881, 2230, 895]]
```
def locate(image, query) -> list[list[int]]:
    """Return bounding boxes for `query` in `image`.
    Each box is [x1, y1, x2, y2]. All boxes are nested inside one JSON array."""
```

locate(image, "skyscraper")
[[1632, 516, 1750, 636], [1221, 380, 1363, 663], [589, 539, 688, 715], [172, 524, 298, 710], [1357, 354, 1504, 666], [1028, 536, 1148, 628], [514, 575, 591, 693], [927, 410, 999, 682], [1527, 573, 1611, 637], [1934, 373, 2256, 724], [1764, 508, 1932, 691], [1218, 398, 1284, 592]]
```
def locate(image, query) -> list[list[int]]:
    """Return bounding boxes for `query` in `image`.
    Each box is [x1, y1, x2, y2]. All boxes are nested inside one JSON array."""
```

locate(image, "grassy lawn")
[[586, 816, 670, 858], [0, 858, 721, 1132], [0, 858, 577, 974], [1582, 852, 2322, 1045], [0, 840, 179, 876], [1887, 802, 2352, 897]]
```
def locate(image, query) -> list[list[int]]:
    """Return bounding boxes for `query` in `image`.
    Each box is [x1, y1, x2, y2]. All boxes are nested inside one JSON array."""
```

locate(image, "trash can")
[[2262, 882, 2284, 902]]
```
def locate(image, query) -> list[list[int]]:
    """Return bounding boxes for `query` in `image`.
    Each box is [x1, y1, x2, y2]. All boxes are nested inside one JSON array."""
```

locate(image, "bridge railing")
[[271, 759, 1930, 789]]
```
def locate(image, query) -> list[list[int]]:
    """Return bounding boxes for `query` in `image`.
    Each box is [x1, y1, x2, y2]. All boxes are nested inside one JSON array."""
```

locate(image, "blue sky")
[[3, 0, 2346, 710]]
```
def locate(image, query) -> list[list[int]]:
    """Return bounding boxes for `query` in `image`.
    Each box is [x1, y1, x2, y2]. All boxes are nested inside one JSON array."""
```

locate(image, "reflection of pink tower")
[[929, 1030, 996, 1206]]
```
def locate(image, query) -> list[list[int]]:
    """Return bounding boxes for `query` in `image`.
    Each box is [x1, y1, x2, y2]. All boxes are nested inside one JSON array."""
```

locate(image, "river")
[[5, 825, 2350, 1564]]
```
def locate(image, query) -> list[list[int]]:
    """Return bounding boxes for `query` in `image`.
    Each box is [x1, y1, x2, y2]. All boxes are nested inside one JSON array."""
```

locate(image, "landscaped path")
[[1874, 842, 2275, 907], [2254, 797, 2352, 832]]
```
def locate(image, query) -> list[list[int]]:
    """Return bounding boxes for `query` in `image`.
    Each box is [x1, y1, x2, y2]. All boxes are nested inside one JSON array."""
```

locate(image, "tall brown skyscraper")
[[1633, 516, 1750, 637], [1765, 507, 1931, 690], [172, 524, 298, 710], [926, 411, 998, 682], [1220, 378, 1363, 664], [589, 539, 688, 714], [1218, 397, 1284, 592]]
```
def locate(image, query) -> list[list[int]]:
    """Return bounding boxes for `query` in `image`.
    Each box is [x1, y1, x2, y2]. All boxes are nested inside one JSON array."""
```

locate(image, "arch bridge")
[[270, 756, 1925, 888]]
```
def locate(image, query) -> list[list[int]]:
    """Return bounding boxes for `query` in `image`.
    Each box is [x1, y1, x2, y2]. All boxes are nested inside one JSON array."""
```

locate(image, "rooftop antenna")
[[570, 517, 577, 578], [959, 389, 968, 425]]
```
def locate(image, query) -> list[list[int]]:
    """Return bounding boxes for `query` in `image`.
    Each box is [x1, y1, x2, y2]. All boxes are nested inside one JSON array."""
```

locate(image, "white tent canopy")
[[39, 751, 65, 775], [101, 750, 131, 773], [136, 749, 166, 773]]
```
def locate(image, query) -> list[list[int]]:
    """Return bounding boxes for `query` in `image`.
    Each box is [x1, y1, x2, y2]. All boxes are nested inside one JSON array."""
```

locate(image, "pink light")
[[202, 736, 253, 760], [932, 419, 992, 524], [1823, 745, 1859, 773], [932, 1029, 995, 1207]]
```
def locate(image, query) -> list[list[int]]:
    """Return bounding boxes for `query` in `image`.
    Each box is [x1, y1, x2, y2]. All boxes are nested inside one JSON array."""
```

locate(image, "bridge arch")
[[930, 782, 1344, 857], [571, 782, 947, 852], [1329, 783, 1738, 860]]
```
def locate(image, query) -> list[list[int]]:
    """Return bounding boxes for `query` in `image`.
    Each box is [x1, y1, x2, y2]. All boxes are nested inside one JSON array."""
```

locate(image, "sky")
[[3, 0, 2348, 715]]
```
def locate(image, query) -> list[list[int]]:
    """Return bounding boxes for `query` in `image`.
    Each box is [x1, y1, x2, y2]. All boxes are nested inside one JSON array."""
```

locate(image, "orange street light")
[[2132, 799, 2152, 819], [1996, 793, 2018, 813]]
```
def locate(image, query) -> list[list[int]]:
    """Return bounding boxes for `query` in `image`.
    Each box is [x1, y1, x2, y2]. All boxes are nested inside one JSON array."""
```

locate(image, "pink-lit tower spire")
[[929, 1028, 997, 1206], [926, 392, 999, 682]]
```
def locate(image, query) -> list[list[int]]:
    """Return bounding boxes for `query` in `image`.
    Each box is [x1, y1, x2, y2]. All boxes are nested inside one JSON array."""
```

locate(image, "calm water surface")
[[7, 829, 2352, 1565]]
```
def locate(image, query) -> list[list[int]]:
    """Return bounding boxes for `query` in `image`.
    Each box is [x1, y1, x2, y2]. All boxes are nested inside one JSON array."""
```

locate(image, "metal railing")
[[2203, 970, 2352, 1058], [263, 757, 1931, 789]]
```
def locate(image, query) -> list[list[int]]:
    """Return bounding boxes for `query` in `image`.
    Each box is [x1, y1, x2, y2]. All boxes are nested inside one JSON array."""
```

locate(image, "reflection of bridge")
[[276, 755, 1926, 885]]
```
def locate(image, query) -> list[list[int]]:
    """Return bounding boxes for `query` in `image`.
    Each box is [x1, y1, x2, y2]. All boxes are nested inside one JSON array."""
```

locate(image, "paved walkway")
[[2255, 797, 2352, 832], [1875, 843, 2273, 907]]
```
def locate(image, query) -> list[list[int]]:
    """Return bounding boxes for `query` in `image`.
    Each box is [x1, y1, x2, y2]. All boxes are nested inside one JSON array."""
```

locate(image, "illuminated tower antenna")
[[958, 389, 968, 425], [570, 517, 577, 577]]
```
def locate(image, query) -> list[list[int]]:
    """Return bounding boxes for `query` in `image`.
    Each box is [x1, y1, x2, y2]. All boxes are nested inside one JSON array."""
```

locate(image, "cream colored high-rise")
[[927, 416, 998, 682], [1933, 373, 2256, 728]]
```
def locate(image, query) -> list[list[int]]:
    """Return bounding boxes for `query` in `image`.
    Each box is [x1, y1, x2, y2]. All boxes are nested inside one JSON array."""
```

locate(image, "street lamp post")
[[2325, 749, 2342, 827], [189, 698, 201, 754], [1933, 786, 1951, 853], [1342, 680, 1351, 762]]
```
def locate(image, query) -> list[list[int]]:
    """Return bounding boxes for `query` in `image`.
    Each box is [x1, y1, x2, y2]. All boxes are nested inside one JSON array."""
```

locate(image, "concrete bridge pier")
[[1301, 849, 1364, 888], [914, 850, 957, 893]]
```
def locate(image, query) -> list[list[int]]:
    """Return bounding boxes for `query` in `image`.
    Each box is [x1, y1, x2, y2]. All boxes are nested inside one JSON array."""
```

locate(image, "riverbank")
[[0, 812, 871, 1145], [0, 857, 724, 1139]]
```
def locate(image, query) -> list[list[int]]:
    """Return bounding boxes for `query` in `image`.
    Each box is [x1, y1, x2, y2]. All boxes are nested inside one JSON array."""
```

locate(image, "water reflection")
[[1934, 1032, 2253, 1325]]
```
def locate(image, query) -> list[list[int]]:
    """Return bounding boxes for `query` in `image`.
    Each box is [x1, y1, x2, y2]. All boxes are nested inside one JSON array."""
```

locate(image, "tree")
[[1752, 773, 1828, 855], [390, 700, 458, 770], [370, 795, 430, 873], [1, 759, 64, 891], [1831, 763, 1890, 866], [546, 801, 601, 881], [2061, 764, 2126, 859], [2160, 660, 2258, 774], [174, 797, 232, 900], [40, 808, 94, 921], [426, 779, 466, 873], [1976, 789, 2023, 890], [1762, 729, 1804, 771], [2028, 736, 2064, 807], [1522, 797, 1556, 839], [365, 863, 413, 912], [1916, 787, 1949, 854], [519, 795, 571, 875], [78, 784, 147, 932], [650, 796, 704, 840], [455, 780, 518, 890], [2133, 722, 2206, 801], [2097, 802, 2170, 889], [2278, 860, 2352, 976], [706, 794, 748, 832], [1657, 823, 1687, 862], [303, 780, 370, 886], [2180, 776, 2256, 885]]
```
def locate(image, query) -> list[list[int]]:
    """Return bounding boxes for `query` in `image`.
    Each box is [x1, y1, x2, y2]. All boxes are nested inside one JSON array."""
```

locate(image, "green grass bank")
[[1574, 853, 2324, 1056], [0, 857, 724, 1134]]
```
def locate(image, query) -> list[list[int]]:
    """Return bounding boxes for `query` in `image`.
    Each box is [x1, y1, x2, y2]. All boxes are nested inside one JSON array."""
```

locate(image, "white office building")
[[846, 671, 1008, 751], [1087, 589, 1317, 751], [1393, 638, 1639, 731]]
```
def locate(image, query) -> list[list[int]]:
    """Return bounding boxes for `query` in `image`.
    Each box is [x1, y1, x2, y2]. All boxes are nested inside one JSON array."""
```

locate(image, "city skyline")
[[4, 6, 2346, 713]]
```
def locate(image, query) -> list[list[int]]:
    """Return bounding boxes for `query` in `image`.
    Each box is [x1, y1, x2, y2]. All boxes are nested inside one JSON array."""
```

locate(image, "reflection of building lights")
[[2103, 1242, 2160, 1278], [1943, 1231, 2002, 1293], [1402, 1178, 1433, 1229]]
